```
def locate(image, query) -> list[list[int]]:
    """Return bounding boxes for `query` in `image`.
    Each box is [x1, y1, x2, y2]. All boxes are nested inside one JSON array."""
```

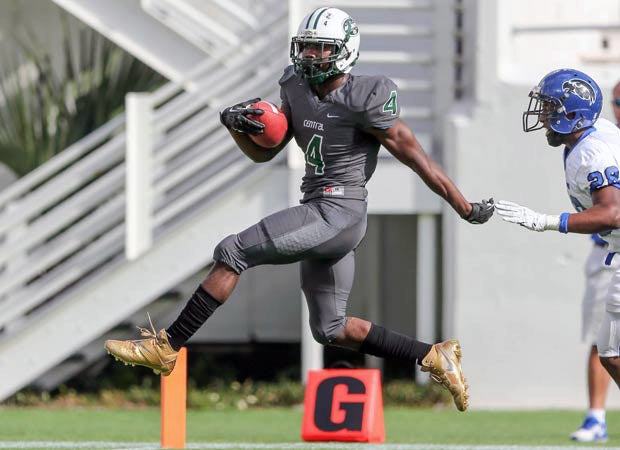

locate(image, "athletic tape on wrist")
[[559, 212, 570, 234]]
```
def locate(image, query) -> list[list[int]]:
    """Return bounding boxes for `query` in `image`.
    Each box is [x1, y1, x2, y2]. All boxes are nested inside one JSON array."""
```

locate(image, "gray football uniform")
[[214, 66, 400, 343], [279, 65, 400, 199]]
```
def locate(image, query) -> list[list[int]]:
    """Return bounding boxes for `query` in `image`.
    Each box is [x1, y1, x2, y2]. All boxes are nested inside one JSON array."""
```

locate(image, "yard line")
[[3, 443, 620, 450]]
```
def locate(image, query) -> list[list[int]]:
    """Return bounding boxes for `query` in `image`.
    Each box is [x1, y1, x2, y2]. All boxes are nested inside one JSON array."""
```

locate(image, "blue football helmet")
[[523, 68, 602, 134]]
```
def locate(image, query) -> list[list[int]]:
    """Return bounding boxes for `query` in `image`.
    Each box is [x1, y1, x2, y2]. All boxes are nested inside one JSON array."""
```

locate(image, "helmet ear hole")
[[342, 44, 350, 59]]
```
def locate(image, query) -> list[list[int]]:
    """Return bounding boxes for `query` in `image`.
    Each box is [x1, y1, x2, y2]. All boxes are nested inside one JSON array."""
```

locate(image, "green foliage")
[[4, 379, 450, 410], [0, 13, 165, 176], [187, 379, 306, 410], [382, 379, 451, 407]]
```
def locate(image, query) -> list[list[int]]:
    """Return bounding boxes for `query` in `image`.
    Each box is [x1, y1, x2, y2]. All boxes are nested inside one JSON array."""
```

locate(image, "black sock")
[[166, 285, 222, 351], [359, 324, 433, 366]]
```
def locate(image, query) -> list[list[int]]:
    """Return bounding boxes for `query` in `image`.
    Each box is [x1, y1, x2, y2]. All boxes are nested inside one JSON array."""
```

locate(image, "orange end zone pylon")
[[161, 347, 187, 449]]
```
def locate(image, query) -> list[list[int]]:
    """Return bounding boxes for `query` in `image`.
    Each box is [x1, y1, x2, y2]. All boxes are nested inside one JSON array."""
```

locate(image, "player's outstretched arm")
[[367, 119, 494, 224], [220, 99, 292, 163], [497, 186, 620, 234]]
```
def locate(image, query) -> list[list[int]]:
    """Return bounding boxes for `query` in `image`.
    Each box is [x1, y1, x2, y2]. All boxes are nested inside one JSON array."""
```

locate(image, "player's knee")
[[309, 317, 346, 345], [309, 326, 331, 345], [213, 235, 244, 274]]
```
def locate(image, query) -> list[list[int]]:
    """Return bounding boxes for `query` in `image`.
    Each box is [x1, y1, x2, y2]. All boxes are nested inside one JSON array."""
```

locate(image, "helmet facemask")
[[291, 37, 354, 85], [522, 87, 565, 133]]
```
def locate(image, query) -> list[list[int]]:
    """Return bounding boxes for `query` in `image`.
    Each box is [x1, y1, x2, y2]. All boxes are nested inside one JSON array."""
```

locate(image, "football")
[[247, 101, 288, 148]]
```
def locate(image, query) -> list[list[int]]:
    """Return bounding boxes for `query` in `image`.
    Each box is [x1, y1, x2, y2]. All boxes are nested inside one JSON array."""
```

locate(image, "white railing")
[[0, 5, 288, 335], [142, 0, 284, 55], [512, 24, 620, 34]]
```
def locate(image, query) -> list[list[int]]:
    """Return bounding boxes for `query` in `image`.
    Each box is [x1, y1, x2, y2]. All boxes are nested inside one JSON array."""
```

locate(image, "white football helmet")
[[290, 7, 360, 84]]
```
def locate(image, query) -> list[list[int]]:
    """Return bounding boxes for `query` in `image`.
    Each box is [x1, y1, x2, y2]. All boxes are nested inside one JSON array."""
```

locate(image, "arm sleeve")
[[279, 85, 289, 110], [360, 77, 400, 130], [278, 65, 295, 122]]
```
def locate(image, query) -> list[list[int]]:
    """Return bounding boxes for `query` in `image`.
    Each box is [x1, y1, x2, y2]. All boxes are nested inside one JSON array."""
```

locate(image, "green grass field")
[[2, 407, 620, 449]]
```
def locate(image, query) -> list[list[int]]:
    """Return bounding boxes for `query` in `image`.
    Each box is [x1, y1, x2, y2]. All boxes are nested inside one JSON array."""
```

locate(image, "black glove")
[[465, 198, 495, 224], [219, 98, 265, 135]]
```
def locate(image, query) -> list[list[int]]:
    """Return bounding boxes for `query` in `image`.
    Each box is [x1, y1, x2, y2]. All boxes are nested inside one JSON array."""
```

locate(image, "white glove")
[[495, 200, 560, 232]]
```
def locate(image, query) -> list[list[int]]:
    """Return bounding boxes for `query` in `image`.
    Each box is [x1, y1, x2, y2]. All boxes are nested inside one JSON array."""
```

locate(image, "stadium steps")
[[31, 291, 183, 391], [51, 0, 205, 84], [0, 155, 288, 400], [0, 3, 288, 401], [51, 0, 284, 90]]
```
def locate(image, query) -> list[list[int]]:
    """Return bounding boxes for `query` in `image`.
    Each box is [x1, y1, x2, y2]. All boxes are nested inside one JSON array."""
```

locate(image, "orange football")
[[247, 101, 288, 148]]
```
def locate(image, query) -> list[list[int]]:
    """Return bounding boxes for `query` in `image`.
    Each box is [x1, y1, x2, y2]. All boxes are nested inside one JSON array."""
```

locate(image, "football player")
[[568, 83, 620, 443], [613, 80, 620, 127], [497, 69, 620, 432], [105, 7, 495, 412]]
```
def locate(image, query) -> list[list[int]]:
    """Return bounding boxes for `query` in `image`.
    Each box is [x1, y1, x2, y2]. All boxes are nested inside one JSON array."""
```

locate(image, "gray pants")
[[214, 197, 367, 344]]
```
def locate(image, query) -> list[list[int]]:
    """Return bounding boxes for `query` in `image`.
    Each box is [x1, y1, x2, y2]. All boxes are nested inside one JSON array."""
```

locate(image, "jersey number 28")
[[588, 166, 620, 191]]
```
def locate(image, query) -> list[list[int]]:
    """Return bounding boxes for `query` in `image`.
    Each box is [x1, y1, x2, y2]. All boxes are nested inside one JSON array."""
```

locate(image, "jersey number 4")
[[306, 134, 325, 175], [383, 90, 397, 115]]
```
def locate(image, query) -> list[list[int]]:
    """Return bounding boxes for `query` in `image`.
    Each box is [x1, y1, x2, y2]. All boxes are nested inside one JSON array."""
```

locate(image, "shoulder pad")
[[278, 65, 297, 86], [345, 75, 398, 112], [365, 76, 397, 105]]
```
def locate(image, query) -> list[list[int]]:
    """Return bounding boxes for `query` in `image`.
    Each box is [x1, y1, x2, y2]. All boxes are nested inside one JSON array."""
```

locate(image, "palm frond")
[[0, 13, 166, 176]]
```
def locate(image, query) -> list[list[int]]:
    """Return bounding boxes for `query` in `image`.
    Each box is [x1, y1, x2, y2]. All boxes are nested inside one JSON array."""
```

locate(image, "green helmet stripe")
[[312, 7, 329, 29], [305, 11, 313, 29], [305, 8, 321, 29]]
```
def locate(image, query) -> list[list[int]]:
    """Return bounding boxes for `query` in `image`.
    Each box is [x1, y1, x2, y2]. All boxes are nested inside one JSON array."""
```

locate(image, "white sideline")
[[1, 443, 620, 450]]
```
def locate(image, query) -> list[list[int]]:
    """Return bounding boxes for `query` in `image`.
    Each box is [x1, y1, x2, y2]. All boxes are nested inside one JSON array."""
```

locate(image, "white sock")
[[588, 409, 606, 423]]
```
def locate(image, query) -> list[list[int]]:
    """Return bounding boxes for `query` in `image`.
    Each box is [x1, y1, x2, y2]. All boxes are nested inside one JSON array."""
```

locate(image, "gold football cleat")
[[104, 315, 178, 376], [421, 339, 469, 411]]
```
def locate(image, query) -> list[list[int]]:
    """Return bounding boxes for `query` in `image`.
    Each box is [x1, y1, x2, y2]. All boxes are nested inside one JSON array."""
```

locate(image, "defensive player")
[[496, 69, 620, 410], [105, 7, 494, 412], [570, 86, 620, 442], [613, 80, 620, 127]]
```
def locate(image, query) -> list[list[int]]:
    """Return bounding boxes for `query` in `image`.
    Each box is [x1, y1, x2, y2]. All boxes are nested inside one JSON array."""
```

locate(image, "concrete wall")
[[497, 0, 620, 85], [446, 0, 620, 409]]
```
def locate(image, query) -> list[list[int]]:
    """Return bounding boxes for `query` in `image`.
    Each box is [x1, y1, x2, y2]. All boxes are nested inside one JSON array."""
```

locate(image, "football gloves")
[[465, 198, 495, 224], [495, 200, 560, 232], [219, 98, 265, 135]]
